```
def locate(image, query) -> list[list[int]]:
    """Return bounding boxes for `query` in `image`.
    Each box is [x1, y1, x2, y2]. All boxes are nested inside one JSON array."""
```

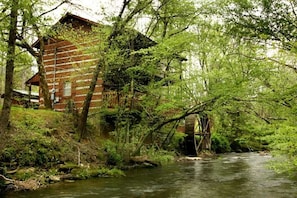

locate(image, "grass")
[[0, 106, 104, 170], [0, 106, 129, 191], [10, 107, 74, 133]]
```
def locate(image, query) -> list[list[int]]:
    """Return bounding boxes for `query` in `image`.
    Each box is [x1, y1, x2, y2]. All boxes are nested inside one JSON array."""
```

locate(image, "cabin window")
[[63, 81, 72, 97]]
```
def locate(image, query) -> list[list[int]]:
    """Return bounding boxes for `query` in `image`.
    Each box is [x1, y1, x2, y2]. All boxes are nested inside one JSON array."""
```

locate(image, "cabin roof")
[[25, 72, 40, 86], [59, 12, 98, 26], [1, 89, 39, 99], [32, 12, 157, 51], [13, 89, 39, 97]]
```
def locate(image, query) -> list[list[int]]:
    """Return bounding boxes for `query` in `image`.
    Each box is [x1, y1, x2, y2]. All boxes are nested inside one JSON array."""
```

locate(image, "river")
[[2, 152, 297, 198]]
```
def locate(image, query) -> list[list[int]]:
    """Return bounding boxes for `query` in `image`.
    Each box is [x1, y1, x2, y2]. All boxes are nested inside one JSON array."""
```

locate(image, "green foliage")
[[14, 168, 37, 181], [168, 132, 187, 151], [211, 133, 231, 153], [143, 147, 175, 166], [71, 167, 125, 179], [102, 140, 123, 166], [202, 0, 297, 174], [0, 108, 80, 168], [3, 0, 297, 179], [1, 147, 17, 162], [2, 133, 61, 167], [264, 123, 297, 173], [82, 0, 200, 157], [13, 49, 34, 90], [268, 157, 297, 176], [96, 167, 125, 177], [217, 0, 297, 50]]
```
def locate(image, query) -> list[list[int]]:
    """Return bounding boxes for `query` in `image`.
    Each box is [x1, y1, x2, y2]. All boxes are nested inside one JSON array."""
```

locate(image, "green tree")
[[0, 0, 72, 131], [0, 0, 19, 132], [15, 0, 69, 110], [77, 0, 210, 157], [13, 50, 34, 90], [210, 0, 297, 171], [78, 0, 155, 138]]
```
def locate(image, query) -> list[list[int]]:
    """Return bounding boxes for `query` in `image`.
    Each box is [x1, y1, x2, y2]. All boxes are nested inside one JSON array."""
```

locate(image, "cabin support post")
[[28, 83, 32, 106]]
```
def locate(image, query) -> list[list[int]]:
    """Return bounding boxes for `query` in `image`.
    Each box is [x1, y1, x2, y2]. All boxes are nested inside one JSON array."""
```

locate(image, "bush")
[[14, 168, 36, 181], [0, 134, 61, 168], [144, 147, 175, 166], [97, 167, 125, 177], [211, 133, 231, 153], [168, 132, 187, 152], [71, 167, 125, 179], [102, 140, 123, 166], [1, 147, 16, 162]]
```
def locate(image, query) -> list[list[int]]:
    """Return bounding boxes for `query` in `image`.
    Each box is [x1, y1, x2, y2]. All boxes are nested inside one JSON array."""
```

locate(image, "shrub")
[[211, 133, 231, 153], [71, 167, 125, 179], [1, 147, 16, 162], [144, 147, 175, 166], [102, 140, 123, 166], [0, 134, 61, 168], [167, 132, 187, 152], [14, 168, 36, 181]]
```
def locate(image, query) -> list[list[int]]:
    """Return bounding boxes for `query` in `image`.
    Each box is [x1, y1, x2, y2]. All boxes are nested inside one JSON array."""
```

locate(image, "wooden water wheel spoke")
[[185, 114, 211, 156], [185, 114, 199, 156]]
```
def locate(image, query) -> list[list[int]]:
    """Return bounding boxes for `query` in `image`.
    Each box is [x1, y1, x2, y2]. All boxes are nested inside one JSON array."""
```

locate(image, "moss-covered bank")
[[0, 107, 173, 193]]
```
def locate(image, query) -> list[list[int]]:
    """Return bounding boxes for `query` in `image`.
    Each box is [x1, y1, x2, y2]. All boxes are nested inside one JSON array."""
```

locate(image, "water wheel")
[[184, 114, 200, 156]]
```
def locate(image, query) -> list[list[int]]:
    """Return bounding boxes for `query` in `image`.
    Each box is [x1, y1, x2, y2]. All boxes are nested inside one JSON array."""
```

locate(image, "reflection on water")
[[2, 153, 297, 198]]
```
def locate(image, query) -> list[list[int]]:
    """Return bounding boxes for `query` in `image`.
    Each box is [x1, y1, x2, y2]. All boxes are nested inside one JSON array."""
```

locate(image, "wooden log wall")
[[39, 39, 103, 111]]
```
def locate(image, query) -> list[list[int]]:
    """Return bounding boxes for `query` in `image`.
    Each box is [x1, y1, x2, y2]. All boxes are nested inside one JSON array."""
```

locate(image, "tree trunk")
[[78, 0, 151, 139], [15, 37, 52, 109], [78, 5, 121, 139], [0, 1, 18, 132], [78, 61, 102, 139], [37, 38, 52, 109]]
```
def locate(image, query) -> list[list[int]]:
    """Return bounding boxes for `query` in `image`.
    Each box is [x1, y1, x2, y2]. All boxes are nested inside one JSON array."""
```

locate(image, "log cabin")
[[0, 89, 39, 108], [26, 13, 154, 111]]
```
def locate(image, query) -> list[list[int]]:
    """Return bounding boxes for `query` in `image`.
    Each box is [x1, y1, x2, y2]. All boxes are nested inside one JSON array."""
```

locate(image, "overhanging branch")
[[232, 52, 297, 73], [16, 34, 39, 57], [132, 96, 219, 156], [38, 0, 72, 18]]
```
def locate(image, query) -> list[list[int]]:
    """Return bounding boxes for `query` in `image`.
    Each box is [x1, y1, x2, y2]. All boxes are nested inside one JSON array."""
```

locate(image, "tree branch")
[[16, 34, 39, 57], [132, 97, 219, 156], [38, 0, 72, 17], [118, 0, 132, 19], [123, 0, 153, 27], [231, 52, 297, 73]]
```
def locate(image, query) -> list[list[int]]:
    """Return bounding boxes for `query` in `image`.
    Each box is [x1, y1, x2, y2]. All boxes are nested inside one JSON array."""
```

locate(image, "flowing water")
[[2, 152, 297, 198]]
